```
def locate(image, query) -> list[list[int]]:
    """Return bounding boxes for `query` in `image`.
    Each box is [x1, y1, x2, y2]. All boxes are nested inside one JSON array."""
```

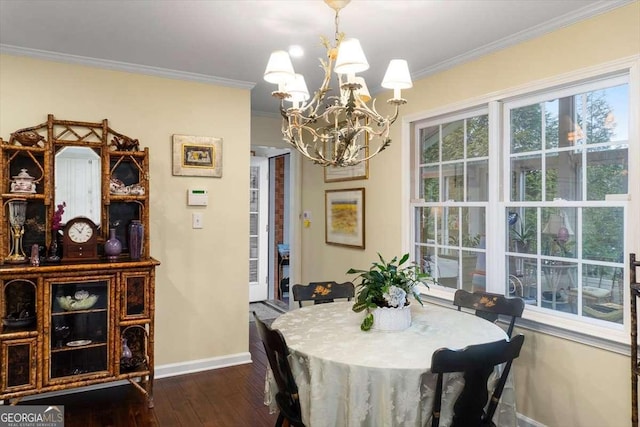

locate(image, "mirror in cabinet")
[[54, 146, 101, 226], [48, 278, 110, 381]]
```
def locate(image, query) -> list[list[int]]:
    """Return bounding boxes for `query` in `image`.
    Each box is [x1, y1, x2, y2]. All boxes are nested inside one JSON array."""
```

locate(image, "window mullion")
[[486, 101, 503, 294]]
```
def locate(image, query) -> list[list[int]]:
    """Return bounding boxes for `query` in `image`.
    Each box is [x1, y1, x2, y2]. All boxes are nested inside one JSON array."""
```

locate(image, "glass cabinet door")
[[48, 279, 110, 381]]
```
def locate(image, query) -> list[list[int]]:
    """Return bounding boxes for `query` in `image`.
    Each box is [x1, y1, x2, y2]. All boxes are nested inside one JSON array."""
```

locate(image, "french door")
[[249, 157, 269, 302]]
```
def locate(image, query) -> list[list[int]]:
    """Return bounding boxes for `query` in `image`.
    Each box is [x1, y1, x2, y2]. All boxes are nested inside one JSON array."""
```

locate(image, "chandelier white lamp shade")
[[263, 0, 412, 167]]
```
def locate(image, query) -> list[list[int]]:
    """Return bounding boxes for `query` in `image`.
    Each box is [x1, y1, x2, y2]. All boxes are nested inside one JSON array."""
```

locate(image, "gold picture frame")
[[325, 188, 365, 249], [172, 134, 223, 177]]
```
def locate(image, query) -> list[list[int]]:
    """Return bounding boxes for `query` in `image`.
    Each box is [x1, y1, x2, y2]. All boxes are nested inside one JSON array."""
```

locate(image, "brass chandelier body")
[[265, 0, 411, 167]]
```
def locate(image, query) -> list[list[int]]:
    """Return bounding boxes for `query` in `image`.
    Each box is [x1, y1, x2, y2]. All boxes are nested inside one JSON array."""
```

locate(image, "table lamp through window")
[[542, 210, 574, 257]]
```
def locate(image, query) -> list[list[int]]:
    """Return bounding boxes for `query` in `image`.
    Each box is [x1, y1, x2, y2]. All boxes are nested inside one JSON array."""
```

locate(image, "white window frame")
[[403, 56, 640, 353], [411, 107, 490, 292]]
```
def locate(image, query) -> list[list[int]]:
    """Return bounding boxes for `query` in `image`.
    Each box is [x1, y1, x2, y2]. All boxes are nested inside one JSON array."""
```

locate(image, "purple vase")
[[104, 228, 122, 261], [128, 220, 144, 260]]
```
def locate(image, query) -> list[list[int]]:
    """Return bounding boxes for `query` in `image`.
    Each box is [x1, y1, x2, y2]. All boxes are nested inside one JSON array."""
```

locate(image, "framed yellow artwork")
[[325, 188, 365, 249]]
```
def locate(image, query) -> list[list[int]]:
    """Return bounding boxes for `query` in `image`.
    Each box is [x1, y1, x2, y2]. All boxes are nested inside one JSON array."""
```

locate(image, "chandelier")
[[263, 0, 412, 167]]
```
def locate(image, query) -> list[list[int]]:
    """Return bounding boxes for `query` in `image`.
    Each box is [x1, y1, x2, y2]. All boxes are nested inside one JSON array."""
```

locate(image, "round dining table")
[[264, 301, 517, 427]]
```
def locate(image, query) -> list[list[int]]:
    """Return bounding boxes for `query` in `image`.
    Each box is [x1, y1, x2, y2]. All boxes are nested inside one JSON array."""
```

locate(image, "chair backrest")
[[453, 289, 525, 337], [292, 281, 355, 308], [253, 313, 304, 427], [430, 334, 525, 427]]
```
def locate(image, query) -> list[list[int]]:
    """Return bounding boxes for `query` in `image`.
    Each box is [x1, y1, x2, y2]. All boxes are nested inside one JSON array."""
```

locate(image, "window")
[[505, 77, 628, 325], [410, 69, 633, 339], [413, 109, 489, 291]]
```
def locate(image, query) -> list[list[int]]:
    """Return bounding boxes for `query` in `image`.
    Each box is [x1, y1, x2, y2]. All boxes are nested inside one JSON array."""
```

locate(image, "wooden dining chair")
[[453, 289, 525, 337], [430, 334, 525, 427], [292, 281, 355, 308], [253, 312, 306, 427]]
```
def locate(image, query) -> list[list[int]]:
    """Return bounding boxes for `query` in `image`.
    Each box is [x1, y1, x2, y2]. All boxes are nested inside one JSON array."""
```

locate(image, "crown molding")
[[0, 44, 256, 90], [412, 0, 636, 81]]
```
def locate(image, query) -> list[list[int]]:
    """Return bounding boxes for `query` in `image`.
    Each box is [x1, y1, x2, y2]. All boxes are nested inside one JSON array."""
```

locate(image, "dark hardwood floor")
[[25, 322, 278, 427]]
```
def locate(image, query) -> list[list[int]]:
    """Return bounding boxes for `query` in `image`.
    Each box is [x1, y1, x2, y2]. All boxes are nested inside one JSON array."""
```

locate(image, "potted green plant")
[[511, 224, 535, 253], [347, 253, 433, 331]]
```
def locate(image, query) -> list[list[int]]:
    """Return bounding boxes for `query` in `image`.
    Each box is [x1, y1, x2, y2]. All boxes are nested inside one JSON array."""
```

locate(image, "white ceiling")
[[0, 0, 632, 116]]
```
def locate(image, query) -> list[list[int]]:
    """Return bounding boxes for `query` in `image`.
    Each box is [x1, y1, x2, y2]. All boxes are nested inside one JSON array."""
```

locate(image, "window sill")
[[419, 287, 630, 356]]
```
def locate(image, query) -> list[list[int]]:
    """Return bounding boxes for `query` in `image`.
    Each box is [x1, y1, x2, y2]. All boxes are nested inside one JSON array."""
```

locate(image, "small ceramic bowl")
[[57, 294, 98, 311]]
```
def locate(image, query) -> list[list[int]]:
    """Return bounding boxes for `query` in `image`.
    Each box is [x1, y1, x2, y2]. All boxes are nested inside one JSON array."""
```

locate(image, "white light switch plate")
[[192, 212, 203, 229]]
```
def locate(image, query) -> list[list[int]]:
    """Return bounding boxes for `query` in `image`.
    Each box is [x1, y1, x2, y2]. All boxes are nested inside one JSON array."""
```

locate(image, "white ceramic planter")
[[372, 305, 411, 331]]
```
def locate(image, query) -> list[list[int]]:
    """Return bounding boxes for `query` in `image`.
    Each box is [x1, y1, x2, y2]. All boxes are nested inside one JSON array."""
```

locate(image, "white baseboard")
[[17, 351, 252, 402], [155, 352, 252, 379]]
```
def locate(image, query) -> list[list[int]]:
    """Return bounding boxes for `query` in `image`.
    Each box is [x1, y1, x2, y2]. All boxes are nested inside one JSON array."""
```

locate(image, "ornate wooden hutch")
[[0, 114, 158, 406]]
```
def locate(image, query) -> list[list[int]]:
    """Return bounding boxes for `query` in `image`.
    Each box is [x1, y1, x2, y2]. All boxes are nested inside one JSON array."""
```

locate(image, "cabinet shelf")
[[52, 308, 107, 316], [108, 195, 146, 202], [0, 329, 38, 339], [0, 193, 45, 200], [51, 341, 107, 353]]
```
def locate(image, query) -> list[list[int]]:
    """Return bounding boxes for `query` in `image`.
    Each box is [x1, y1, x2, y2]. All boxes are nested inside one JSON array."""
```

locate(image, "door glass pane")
[[250, 213, 258, 235], [50, 280, 108, 379], [249, 259, 258, 282]]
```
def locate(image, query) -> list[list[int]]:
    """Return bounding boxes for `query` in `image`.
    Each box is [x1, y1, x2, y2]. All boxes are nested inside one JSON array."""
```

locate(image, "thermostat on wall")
[[187, 188, 208, 206]]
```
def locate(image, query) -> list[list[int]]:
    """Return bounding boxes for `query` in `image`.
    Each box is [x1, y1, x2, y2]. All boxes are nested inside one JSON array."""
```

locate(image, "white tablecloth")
[[265, 301, 517, 427]]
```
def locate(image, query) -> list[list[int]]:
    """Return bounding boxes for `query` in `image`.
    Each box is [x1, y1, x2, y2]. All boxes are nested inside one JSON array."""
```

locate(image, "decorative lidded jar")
[[10, 169, 37, 193]]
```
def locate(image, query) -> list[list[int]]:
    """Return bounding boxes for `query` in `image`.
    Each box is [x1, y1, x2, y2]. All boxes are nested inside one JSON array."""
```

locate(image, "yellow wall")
[[299, 2, 639, 426], [0, 55, 252, 365]]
